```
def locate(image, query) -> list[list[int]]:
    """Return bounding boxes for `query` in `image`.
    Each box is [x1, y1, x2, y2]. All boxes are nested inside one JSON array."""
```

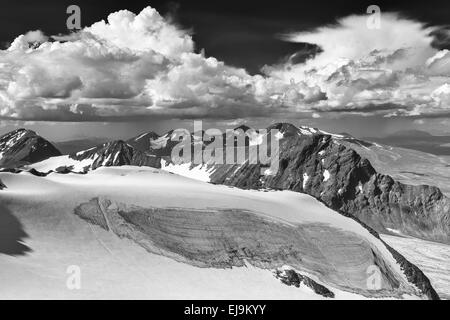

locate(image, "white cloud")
[[267, 13, 450, 117], [85, 8, 194, 58], [0, 6, 308, 121], [0, 8, 450, 121], [280, 14, 435, 69]]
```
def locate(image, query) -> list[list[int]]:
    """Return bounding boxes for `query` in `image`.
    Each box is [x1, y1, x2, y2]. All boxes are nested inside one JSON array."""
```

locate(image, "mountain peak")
[[10, 128, 31, 133], [233, 125, 252, 132], [74, 140, 132, 159], [28, 138, 161, 174], [127, 131, 163, 153], [0, 128, 61, 168], [267, 122, 300, 134], [338, 132, 354, 138], [132, 131, 160, 142]]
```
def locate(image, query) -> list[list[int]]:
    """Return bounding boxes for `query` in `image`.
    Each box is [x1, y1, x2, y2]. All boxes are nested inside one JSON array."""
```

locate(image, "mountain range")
[[1, 124, 449, 244], [0, 123, 448, 299]]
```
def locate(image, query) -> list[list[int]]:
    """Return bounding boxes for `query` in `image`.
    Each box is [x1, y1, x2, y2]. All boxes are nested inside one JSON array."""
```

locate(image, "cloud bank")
[[269, 14, 450, 118], [0, 7, 450, 121]]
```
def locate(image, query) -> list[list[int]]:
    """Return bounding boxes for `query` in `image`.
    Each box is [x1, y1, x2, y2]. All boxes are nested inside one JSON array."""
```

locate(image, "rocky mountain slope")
[[126, 131, 160, 152], [0, 129, 61, 168], [160, 123, 450, 244], [0, 166, 439, 299], [0, 125, 444, 299], [339, 138, 450, 197]]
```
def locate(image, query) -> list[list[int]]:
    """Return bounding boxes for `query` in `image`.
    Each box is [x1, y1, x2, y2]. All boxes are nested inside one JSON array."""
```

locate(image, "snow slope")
[[161, 160, 214, 183], [381, 234, 450, 300], [29, 154, 95, 173], [0, 167, 433, 299]]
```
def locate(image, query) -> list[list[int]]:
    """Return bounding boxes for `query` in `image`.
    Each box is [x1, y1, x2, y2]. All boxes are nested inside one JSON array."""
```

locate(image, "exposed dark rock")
[[10, 124, 448, 243], [28, 168, 51, 177], [0, 128, 61, 168], [129, 130, 183, 157], [69, 140, 161, 172], [127, 131, 160, 152], [74, 198, 109, 231], [274, 268, 335, 298], [0, 178, 6, 190]]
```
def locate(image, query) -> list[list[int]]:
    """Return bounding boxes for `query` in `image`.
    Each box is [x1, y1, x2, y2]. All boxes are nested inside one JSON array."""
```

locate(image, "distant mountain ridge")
[[28, 140, 160, 174], [0, 129, 61, 168]]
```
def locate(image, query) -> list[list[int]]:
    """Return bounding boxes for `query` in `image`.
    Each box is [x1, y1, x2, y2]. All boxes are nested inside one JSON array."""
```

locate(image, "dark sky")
[[1, 0, 450, 74]]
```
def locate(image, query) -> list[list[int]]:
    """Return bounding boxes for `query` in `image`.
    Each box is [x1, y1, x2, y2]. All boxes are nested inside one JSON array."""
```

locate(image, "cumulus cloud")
[[8, 30, 49, 51], [266, 13, 450, 117], [0, 6, 311, 121], [1, 7, 450, 121]]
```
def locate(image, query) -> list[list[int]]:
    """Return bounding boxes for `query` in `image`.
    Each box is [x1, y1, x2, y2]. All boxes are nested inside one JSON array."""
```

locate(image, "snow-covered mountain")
[[128, 129, 201, 157], [126, 131, 160, 152], [28, 140, 160, 174], [0, 166, 439, 299], [0, 129, 61, 168], [338, 137, 450, 197], [0, 123, 449, 298]]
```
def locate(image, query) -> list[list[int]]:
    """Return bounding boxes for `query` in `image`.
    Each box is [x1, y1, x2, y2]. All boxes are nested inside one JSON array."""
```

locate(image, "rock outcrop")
[[127, 131, 160, 152], [24, 140, 162, 174], [274, 268, 335, 298]]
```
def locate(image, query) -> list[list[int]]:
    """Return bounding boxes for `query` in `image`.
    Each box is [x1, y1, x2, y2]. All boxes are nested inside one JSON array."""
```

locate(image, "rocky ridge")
[[0, 129, 61, 168]]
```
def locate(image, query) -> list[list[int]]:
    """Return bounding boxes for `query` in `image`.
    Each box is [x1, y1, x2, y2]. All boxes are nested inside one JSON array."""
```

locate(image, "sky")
[[1, 0, 450, 141]]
